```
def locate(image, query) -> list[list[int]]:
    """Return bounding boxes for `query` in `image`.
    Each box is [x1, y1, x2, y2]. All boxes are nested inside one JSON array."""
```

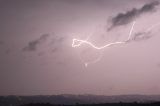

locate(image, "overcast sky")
[[0, 0, 160, 96]]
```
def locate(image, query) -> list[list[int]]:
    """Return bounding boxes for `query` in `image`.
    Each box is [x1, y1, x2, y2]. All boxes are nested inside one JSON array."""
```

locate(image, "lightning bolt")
[[72, 21, 136, 49], [72, 21, 160, 67], [72, 21, 136, 67]]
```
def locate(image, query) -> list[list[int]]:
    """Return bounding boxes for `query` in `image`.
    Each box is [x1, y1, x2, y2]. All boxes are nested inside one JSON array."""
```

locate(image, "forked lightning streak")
[[72, 21, 136, 49], [71, 22, 136, 67], [72, 21, 160, 67]]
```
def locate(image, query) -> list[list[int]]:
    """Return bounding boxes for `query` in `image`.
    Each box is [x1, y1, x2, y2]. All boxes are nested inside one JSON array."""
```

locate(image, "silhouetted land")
[[20, 102, 160, 106], [1, 95, 160, 106]]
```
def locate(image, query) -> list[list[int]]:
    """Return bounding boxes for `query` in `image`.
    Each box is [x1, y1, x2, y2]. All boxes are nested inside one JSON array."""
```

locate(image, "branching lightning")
[[71, 22, 135, 67], [72, 21, 160, 67], [72, 21, 136, 50]]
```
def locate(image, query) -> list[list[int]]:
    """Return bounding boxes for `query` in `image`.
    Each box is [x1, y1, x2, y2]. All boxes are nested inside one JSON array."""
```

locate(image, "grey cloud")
[[140, 1, 159, 13], [22, 32, 67, 53], [132, 32, 152, 41], [51, 35, 66, 45], [108, 1, 159, 31], [22, 34, 50, 52], [126, 31, 153, 43], [50, 36, 66, 53]]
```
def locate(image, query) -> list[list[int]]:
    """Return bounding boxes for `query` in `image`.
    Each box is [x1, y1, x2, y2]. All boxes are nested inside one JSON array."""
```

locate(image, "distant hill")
[[1, 94, 160, 106]]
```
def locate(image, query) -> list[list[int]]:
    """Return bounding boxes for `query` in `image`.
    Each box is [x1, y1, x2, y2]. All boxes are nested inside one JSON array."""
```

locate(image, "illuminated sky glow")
[[1, 0, 160, 95]]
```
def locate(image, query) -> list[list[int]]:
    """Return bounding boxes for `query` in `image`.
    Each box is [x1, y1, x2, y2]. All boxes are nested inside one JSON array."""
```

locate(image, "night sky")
[[0, 0, 160, 96]]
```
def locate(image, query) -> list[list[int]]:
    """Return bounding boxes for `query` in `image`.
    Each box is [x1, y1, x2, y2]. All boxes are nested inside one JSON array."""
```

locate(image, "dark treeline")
[[1, 95, 160, 106], [20, 102, 160, 106]]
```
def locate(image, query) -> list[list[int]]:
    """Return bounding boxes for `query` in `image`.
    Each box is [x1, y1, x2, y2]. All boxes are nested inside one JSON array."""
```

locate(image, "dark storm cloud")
[[126, 31, 153, 43], [108, 1, 159, 31], [22, 32, 66, 53], [132, 32, 152, 41], [22, 34, 50, 52], [51, 35, 66, 44], [50, 35, 66, 53]]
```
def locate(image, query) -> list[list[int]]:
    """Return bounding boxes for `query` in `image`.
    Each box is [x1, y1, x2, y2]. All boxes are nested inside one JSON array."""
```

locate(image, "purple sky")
[[0, 0, 160, 96]]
